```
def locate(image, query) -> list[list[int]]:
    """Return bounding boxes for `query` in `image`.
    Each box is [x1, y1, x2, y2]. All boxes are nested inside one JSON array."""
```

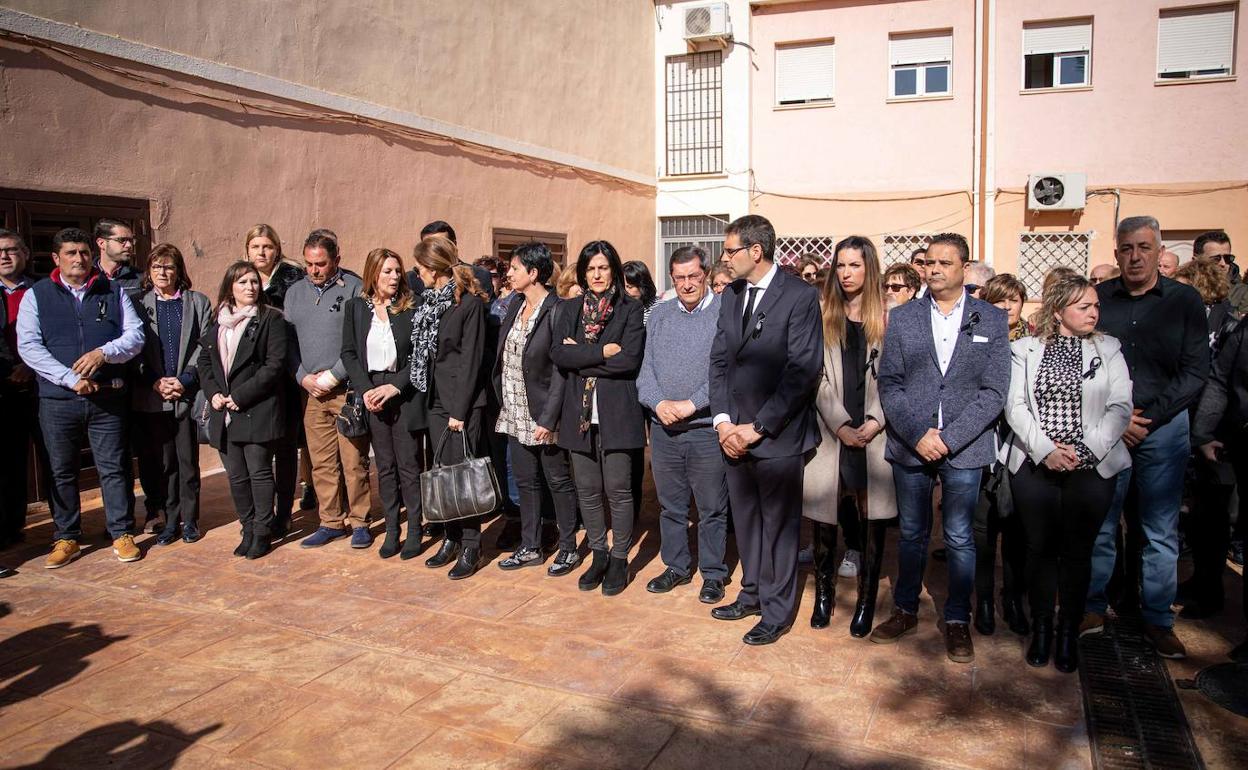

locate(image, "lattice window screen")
[[1017, 232, 1091, 298], [882, 234, 935, 266], [776, 236, 837, 267]]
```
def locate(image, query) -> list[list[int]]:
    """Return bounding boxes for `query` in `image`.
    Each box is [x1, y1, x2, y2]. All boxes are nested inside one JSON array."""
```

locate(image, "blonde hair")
[[1174, 258, 1228, 305], [244, 223, 282, 260], [1035, 274, 1098, 341], [556, 263, 581, 299], [361, 248, 414, 313], [412, 235, 488, 305], [821, 236, 886, 348]]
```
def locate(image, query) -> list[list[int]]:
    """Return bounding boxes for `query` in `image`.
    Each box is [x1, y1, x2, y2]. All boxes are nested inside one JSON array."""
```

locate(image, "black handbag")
[[192, 390, 212, 445], [335, 389, 369, 438], [421, 428, 500, 523]]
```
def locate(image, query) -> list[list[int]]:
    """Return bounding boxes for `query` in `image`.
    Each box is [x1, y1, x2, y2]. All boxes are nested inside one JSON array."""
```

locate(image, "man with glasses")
[[1193, 231, 1247, 315], [1084, 216, 1209, 659], [1090, 263, 1120, 286], [910, 248, 930, 298], [94, 219, 142, 301], [0, 230, 42, 546]]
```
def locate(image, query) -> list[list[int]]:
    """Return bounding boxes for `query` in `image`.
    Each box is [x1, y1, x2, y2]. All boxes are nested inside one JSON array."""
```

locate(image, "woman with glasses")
[[133, 244, 213, 545], [709, 263, 732, 295], [882, 263, 921, 308], [799, 255, 824, 287]]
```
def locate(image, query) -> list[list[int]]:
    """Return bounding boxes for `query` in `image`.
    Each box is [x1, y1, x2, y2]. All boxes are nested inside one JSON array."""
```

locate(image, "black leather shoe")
[[602, 556, 629, 596], [424, 539, 460, 568], [548, 549, 581, 577], [494, 518, 522, 552], [1053, 621, 1078, 673], [1026, 618, 1054, 668], [299, 484, 317, 511], [974, 596, 996, 636], [181, 525, 200, 544], [270, 516, 289, 540], [711, 600, 762, 621], [1002, 594, 1030, 636], [646, 568, 692, 594], [156, 527, 179, 546], [743, 621, 791, 646], [448, 546, 482, 580], [699, 579, 726, 604], [578, 549, 609, 591]]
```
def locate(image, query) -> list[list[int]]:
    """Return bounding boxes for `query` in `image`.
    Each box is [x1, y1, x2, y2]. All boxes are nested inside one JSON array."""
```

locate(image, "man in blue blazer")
[[708, 215, 824, 645], [874, 233, 1010, 663]]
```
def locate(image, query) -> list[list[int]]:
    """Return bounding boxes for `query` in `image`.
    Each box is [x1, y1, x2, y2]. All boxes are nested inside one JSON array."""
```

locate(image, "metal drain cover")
[[1177, 663, 1248, 718]]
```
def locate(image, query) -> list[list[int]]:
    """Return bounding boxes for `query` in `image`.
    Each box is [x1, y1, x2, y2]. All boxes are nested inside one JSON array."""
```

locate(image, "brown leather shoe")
[[869, 608, 918, 644], [1143, 624, 1187, 660], [945, 622, 975, 663], [1078, 611, 1105, 637]]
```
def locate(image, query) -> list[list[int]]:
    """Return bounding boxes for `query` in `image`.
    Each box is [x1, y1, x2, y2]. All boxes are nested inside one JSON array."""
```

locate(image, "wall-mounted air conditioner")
[[684, 2, 732, 43], [1027, 173, 1087, 212]]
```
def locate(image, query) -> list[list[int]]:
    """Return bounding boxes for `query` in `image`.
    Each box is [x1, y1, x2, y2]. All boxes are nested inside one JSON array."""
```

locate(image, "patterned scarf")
[[577, 286, 618, 434], [409, 280, 456, 392]]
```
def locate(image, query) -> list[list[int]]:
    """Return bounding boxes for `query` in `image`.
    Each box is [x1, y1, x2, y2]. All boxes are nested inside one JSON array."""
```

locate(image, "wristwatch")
[[752, 420, 768, 437]]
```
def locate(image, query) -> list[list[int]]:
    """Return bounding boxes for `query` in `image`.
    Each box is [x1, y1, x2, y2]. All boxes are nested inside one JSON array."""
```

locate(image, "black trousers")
[[0, 388, 43, 540], [569, 427, 637, 559], [273, 382, 305, 520], [219, 439, 276, 534], [510, 437, 577, 552], [135, 411, 201, 528], [1189, 443, 1248, 606], [429, 406, 484, 548], [368, 404, 424, 532], [1011, 461, 1115, 624], [726, 452, 804, 627], [973, 475, 1026, 602]]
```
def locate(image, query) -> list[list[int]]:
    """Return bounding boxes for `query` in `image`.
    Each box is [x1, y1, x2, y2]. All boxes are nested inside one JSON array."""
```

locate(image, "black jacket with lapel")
[[341, 296, 426, 431], [197, 305, 287, 448], [426, 293, 489, 420], [491, 292, 566, 432]]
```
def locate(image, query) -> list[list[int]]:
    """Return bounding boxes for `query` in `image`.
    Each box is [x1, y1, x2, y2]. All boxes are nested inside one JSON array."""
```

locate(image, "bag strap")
[[430, 426, 474, 467]]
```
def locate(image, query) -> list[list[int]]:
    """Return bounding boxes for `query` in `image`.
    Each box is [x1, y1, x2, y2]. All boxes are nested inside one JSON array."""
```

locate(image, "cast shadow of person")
[[0, 620, 129, 708], [9, 720, 220, 769]]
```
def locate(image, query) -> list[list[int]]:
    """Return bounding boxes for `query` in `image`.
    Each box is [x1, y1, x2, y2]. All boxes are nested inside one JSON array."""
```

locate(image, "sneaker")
[[1078, 612, 1105, 637], [498, 546, 543, 571], [300, 526, 348, 548], [1143, 624, 1187, 660], [837, 549, 861, 578], [45, 539, 80, 569], [547, 549, 581, 577], [113, 534, 141, 562], [350, 527, 374, 549]]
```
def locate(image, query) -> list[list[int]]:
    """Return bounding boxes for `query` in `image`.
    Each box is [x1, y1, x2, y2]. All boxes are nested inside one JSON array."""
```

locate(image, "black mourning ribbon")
[[1084, 356, 1102, 380], [959, 311, 982, 335], [865, 348, 880, 379], [751, 312, 767, 339], [96, 302, 108, 322], [330, 295, 344, 313]]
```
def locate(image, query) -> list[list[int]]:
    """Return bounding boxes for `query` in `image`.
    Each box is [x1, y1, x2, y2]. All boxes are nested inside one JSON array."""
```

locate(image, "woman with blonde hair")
[[803, 236, 897, 635], [341, 248, 426, 559], [410, 235, 493, 579], [1002, 274, 1132, 671], [556, 263, 582, 299], [1174, 258, 1238, 352]]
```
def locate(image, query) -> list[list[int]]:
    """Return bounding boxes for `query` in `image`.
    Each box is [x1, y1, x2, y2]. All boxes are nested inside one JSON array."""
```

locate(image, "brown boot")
[[945, 622, 975, 663], [869, 608, 918, 644]]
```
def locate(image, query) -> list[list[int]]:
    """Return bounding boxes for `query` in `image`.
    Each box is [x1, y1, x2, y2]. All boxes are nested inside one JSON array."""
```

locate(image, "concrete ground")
[[0, 468, 1242, 769]]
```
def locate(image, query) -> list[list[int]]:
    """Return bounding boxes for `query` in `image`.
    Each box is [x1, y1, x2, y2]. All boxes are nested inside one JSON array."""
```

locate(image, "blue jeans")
[[1087, 411, 1189, 628], [39, 396, 133, 541], [650, 425, 729, 580], [893, 463, 982, 623]]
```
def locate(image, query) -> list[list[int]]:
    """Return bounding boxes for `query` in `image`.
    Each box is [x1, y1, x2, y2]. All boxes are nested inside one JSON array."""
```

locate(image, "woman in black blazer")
[[550, 240, 647, 596], [492, 242, 579, 575], [410, 235, 491, 579], [197, 261, 287, 560], [342, 248, 427, 560]]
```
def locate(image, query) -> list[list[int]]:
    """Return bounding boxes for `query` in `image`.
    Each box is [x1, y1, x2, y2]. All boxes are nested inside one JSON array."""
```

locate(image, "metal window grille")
[[882, 234, 935, 266], [1017, 232, 1091, 298], [776, 236, 837, 267], [659, 215, 726, 290], [665, 51, 723, 176]]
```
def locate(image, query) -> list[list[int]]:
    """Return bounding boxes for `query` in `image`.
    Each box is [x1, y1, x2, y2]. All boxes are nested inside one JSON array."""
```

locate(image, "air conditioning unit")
[[684, 2, 732, 43], [1027, 173, 1087, 212]]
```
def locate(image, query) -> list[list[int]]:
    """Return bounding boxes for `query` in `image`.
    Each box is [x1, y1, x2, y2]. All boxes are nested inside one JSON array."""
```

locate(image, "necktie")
[[742, 286, 760, 335]]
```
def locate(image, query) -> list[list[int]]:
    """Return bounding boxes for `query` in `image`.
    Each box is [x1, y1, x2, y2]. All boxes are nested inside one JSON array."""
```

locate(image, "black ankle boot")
[[578, 549, 609, 591], [447, 546, 481, 580], [1002, 593, 1030, 635], [1053, 620, 1078, 673], [246, 529, 271, 560], [602, 556, 629, 596], [424, 538, 459, 568], [811, 522, 837, 629], [400, 512, 423, 560], [233, 525, 253, 557], [1026, 618, 1054, 667], [974, 596, 996, 636], [850, 520, 885, 638], [379, 530, 401, 559]]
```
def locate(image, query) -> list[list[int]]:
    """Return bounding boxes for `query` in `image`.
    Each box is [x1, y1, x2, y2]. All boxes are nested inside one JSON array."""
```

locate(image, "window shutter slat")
[[889, 31, 953, 66], [1157, 6, 1236, 74], [776, 42, 835, 104], [1023, 20, 1092, 55]]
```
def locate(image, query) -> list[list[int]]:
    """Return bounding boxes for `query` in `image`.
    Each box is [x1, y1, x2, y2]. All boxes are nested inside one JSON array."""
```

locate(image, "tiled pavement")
[[0, 470, 1243, 769]]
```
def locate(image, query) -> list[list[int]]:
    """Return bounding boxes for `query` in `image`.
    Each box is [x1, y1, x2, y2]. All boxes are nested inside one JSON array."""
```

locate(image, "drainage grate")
[[1079, 616, 1205, 770], [1177, 662, 1248, 718]]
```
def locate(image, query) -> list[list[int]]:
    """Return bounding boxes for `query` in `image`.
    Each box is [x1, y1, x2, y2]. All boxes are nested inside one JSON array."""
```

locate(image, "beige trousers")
[[303, 390, 371, 529]]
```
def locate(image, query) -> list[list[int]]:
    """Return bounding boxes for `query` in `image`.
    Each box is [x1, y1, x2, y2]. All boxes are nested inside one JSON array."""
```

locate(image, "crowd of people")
[[0, 213, 1244, 671]]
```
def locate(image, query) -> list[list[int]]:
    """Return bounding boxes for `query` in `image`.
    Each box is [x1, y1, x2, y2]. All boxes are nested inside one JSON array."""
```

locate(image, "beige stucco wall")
[[3, 0, 655, 178]]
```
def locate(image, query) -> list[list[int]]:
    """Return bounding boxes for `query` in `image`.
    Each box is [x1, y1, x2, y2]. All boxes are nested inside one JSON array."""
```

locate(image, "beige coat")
[[802, 342, 898, 523]]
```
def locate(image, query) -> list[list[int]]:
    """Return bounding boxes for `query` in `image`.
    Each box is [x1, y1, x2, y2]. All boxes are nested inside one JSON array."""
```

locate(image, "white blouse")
[[366, 311, 398, 372]]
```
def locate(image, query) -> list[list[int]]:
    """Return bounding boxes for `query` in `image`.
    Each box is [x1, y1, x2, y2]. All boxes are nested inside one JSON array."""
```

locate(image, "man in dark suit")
[[874, 233, 1011, 663], [708, 215, 824, 645]]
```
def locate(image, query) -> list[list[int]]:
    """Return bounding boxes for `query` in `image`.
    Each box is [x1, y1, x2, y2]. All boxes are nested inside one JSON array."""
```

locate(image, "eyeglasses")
[[0, 247, 23, 257], [672, 273, 705, 284], [1213, 253, 1237, 265], [721, 246, 749, 259], [883, 283, 911, 293], [149, 264, 177, 272], [104, 236, 137, 245]]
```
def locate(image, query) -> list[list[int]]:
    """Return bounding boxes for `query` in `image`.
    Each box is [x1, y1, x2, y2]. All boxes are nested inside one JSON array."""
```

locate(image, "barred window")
[[882, 234, 936, 266], [776, 236, 836, 267], [1017, 232, 1091, 298], [665, 51, 723, 176], [659, 215, 727, 290]]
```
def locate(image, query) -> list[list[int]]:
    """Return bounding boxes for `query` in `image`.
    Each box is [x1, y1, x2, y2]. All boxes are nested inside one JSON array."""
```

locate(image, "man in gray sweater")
[[283, 231, 369, 549], [637, 246, 730, 604]]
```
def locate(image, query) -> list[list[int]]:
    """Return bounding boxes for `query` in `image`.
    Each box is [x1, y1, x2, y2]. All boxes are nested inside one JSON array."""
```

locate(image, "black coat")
[[1193, 316, 1248, 445], [426, 293, 489, 421], [197, 306, 288, 448], [262, 262, 305, 310], [549, 294, 647, 452], [341, 296, 426, 431], [491, 292, 565, 432]]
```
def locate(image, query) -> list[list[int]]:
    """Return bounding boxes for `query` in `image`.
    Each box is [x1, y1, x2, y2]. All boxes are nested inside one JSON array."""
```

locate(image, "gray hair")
[[0, 228, 29, 258], [669, 244, 709, 274], [965, 260, 996, 285], [1116, 215, 1161, 244]]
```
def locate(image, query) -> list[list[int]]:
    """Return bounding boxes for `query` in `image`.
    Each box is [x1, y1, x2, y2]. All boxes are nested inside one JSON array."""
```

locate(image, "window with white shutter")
[[1022, 19, 1092, 89], [1157, 5, 1236, 80], [888, 31, 953, 98], [775, 40, 836, 106]]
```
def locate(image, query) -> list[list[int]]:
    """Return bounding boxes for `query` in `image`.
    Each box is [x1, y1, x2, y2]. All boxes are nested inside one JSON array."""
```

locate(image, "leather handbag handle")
[[430, 426, 474, 467]]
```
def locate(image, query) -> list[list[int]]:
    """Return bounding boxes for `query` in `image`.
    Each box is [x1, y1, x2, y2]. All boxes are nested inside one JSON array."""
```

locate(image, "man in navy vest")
[[16, 227, 145, 568]]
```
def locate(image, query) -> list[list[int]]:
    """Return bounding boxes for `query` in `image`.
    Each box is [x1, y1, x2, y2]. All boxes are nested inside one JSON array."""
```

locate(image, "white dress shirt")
[[712, 261, 780, 429], [929, 290, 967, 428], [365, 311, 398, 373]]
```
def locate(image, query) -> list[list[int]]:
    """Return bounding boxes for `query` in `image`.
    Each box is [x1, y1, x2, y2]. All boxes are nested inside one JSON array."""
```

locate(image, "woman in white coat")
[[803, 236, 898, 635], [1002, 274, 1132, 673]]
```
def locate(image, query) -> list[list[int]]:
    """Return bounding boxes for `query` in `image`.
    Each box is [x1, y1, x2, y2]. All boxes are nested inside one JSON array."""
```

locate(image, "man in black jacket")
[[708, 215, 823, 645], [0, 229, 41, 545]]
